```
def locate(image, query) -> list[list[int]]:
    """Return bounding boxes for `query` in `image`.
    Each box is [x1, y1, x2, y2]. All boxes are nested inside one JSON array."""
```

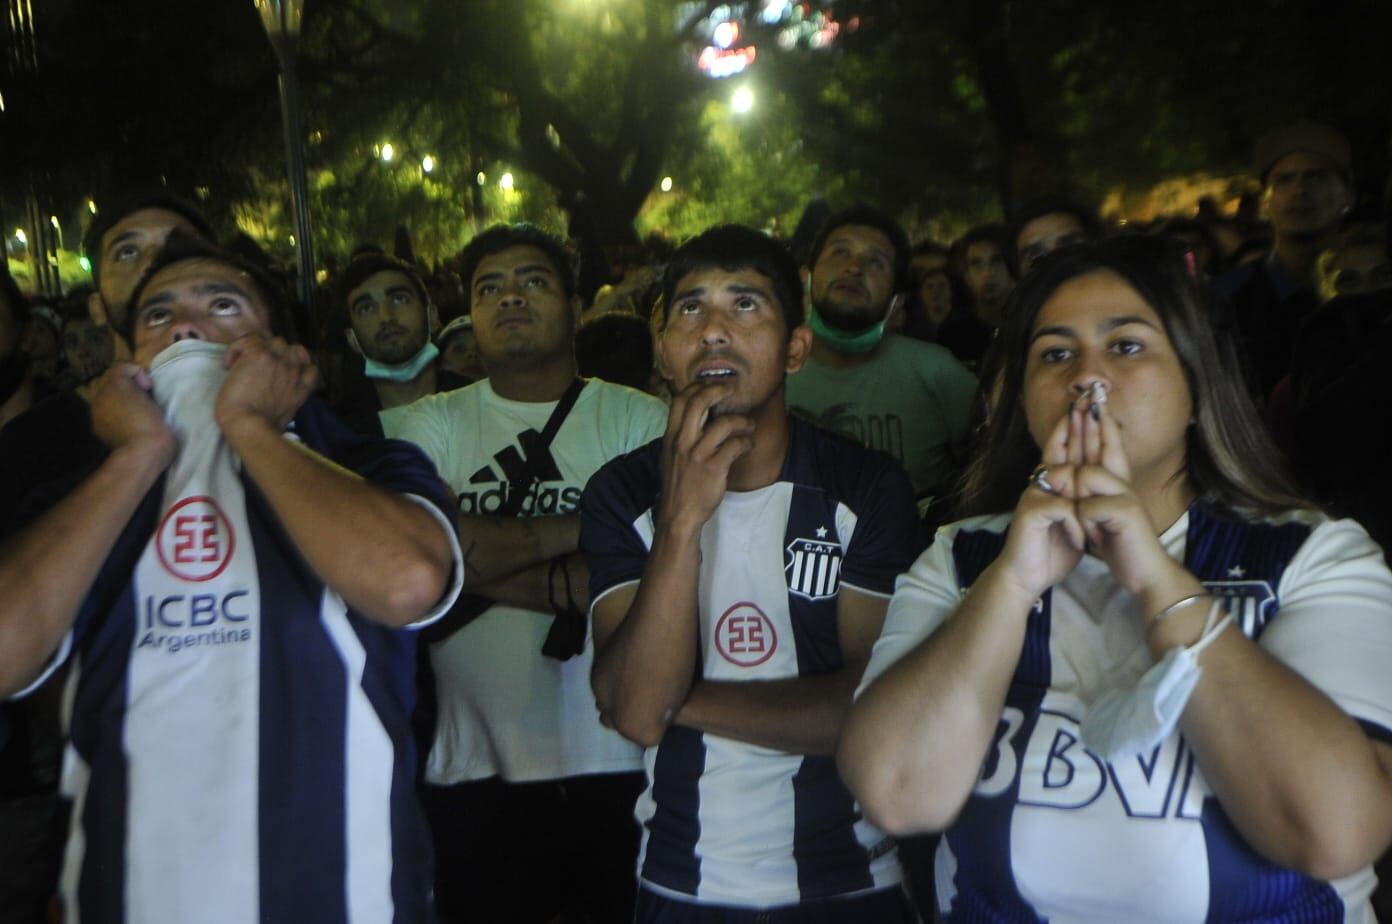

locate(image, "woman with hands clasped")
[[838, 237, 1392, 923]]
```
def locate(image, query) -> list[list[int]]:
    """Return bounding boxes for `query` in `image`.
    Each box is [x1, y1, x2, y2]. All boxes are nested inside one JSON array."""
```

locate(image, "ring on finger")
[[1029, 463, 1056, 495]]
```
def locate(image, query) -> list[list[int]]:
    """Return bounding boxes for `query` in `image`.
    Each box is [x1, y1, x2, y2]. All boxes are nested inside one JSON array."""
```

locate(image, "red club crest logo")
[[156, 496, 236, 582], [714, 602, 777, 667]]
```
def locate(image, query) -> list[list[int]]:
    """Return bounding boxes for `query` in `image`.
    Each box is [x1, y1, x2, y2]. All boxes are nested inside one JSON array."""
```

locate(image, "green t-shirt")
[[786, 335, 977, 498]]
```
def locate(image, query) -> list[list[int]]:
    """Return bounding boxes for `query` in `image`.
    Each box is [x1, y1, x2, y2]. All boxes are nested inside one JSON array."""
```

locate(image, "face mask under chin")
[[363, 340, 439, 382]]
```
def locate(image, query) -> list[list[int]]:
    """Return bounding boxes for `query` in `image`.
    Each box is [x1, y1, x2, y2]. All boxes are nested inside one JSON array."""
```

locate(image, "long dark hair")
[[959, 236, 1307, 518]]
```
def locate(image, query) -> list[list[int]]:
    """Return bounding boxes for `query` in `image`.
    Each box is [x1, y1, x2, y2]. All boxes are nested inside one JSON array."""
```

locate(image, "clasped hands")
[[1001, 386, 1178, 602], [92, 334, 317, 463]]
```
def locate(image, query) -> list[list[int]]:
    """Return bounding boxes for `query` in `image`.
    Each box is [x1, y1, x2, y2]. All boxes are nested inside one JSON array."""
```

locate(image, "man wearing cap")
[[332, 253, 468, 437], [437, 314, 485, 383], [1214, 122, 1353, 401]]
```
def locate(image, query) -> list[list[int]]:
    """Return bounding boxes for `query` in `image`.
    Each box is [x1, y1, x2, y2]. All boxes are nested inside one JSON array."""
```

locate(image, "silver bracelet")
[[1144, 592, 1212, 635]]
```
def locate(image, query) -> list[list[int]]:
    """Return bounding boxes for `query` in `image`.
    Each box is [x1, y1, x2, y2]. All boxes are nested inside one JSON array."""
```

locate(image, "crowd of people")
[[0, 118, 1390, 923]]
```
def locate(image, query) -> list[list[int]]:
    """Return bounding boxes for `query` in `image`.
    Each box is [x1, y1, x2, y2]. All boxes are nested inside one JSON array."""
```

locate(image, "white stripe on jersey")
[[59, 718, 89, 924], [317, 592, 396, 923], [124, 408, 261, 924]]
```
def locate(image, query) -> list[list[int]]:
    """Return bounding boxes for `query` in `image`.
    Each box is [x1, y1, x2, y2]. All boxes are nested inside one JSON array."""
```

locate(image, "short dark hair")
[[576, 312, 654, 391], [1009, 198, 1100, 252], [123, 232, 294, 342], [960, 236, 1305, 519], [334, 253, 430, 325], [82, 192, 216, 287], [457, 224, 577, 312], [659, 225, 804, 333], [909, 239, 950, 283], [807, 205, 911, 293], [1, 262, 29, 328], [952, 223, 1018, 278]]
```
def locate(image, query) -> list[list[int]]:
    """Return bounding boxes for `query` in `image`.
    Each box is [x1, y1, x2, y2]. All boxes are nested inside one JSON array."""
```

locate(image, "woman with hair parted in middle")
[[838, 236, 1392, 923]]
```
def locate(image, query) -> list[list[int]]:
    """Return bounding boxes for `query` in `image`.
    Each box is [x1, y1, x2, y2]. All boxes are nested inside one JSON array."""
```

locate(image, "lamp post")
[[254, 0, 316, 312]]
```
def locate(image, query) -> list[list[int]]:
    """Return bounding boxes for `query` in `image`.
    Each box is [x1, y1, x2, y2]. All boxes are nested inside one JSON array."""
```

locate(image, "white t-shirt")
[[389, 378, 667, 783], [860, 505, 1392, 924]]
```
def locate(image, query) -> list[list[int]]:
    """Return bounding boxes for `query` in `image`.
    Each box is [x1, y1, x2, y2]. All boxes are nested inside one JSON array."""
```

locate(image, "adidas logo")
[[459, 429, 580, 516]]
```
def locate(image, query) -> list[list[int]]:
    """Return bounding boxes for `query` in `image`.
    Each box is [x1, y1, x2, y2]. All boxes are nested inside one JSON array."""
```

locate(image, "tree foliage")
[[3, 0, 1389, 274]]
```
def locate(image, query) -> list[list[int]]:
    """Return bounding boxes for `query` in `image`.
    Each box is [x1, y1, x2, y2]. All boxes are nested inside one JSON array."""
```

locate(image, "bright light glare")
[[731, 87, 755, 113], [476, 171, 487, 185], [50, 215, 60, 229], [87, 199, 97, 214], [500, 172, 516, 191], [660, 176, 674, 192], [79, 256, 92, 273], [13, 228, 25, 244], [422, 155, 436, 173], [713, 21, 739, 49], [380, 143, 395, 162]]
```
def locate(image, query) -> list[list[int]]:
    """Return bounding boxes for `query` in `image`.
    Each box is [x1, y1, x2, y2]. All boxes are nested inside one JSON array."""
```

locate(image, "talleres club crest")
[[785, 526, 843, 601]]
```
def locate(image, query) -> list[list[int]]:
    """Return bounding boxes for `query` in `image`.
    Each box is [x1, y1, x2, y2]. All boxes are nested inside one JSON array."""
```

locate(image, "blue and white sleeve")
[[1262, 517, 1392, 744]]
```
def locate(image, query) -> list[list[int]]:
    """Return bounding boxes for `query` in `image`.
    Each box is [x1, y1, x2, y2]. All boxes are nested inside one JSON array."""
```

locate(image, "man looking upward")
[[584, 225, 920, 921]]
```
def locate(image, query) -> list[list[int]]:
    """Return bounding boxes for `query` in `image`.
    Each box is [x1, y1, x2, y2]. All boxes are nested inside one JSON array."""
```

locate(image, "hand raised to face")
[[1011, 387, 1180, 598], [655, 381, 755, 536], [213, 334, 318, 438], [90, 362, 176, 466]]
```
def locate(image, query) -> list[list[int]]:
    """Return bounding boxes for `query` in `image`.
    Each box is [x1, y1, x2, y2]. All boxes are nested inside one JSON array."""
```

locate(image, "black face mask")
[[0, 349, 31, 407]]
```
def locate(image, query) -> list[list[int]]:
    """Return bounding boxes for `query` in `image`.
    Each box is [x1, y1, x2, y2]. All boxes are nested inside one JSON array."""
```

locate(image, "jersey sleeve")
[[300, 401, 465, 621], [857, 528, 964, 696], [579, 450, 658, 611], [1260, 516, 1392, 743], [836, 456, 919, 597]]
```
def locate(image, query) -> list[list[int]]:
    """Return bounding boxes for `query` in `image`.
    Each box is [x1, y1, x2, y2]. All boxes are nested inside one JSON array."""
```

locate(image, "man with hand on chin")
[[787, 205, 977, 509], [0, 236, 462, 924], [582, 225, 920, 921]]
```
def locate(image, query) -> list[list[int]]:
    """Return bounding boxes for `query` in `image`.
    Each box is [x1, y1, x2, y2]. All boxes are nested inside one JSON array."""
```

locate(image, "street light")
[[421, 155, 436, 174], [731, 86, 755, 114], [499, 172, 516, 191], [254, 0, 316, 312], [380, 142, 395, 162], [660, 176, 674, 193]]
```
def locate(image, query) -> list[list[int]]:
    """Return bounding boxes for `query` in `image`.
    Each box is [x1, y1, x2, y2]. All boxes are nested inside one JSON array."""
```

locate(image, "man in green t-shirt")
[[787, 205, 978, 505]]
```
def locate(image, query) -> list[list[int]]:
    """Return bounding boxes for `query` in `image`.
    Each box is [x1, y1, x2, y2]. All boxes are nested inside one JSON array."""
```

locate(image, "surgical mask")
[[363, 341, 439, 382], [807, 305, 887, 354], [1081, 599, 1232, 761]]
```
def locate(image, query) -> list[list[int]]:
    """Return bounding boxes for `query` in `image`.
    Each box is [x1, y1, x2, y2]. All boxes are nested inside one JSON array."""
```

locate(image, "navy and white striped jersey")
[[581, 416, 918, 907], [862, 503, 1392, 923], [17, 342, 463, 924]]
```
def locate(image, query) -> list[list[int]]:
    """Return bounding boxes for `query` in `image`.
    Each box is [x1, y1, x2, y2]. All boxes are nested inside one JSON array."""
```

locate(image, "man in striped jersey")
[[0, 237, 463, 923], [581, 225, 920, 921]]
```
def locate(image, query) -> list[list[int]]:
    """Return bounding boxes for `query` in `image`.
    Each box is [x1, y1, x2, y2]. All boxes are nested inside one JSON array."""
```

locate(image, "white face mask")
[[1081, 598, 1232, 762], [363, 340, 439, 383]]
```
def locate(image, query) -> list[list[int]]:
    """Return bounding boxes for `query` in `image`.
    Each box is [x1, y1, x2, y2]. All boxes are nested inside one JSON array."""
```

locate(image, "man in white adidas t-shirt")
[[389, 224, 667, 923], [582, 225, 920, 921]]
